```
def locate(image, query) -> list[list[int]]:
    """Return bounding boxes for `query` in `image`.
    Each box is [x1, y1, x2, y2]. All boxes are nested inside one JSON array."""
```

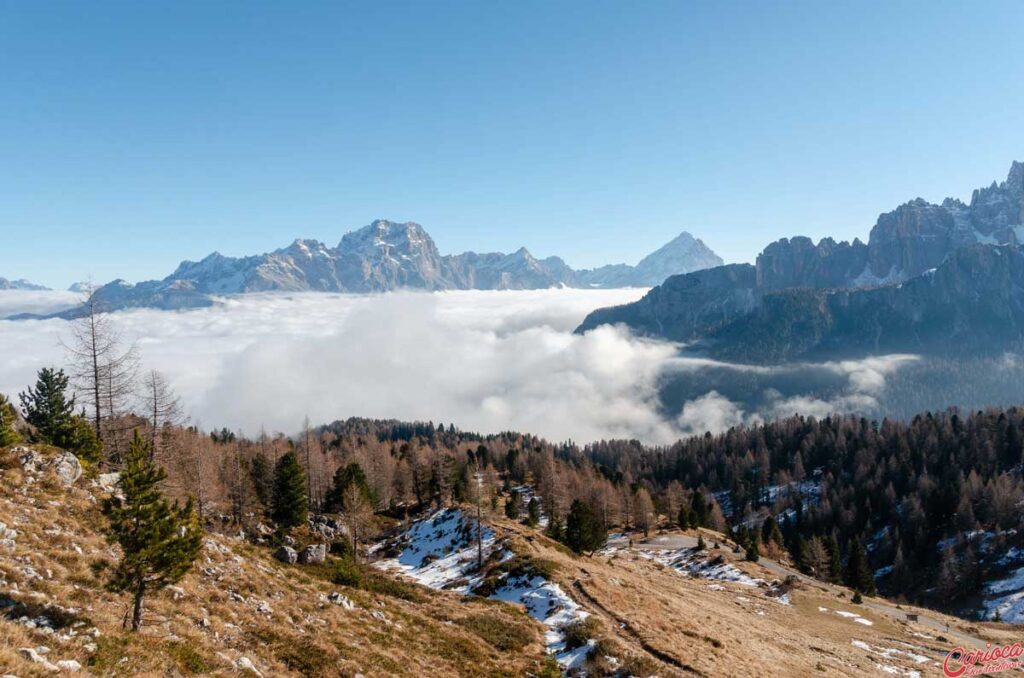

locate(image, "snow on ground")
[[981, 564, 1024, 622], [851, 639, 930, 678], [819, 606, 873, 626], [373, 508, 498, 592], [373, 508, 590, 669], [638, 547, 763, 587]]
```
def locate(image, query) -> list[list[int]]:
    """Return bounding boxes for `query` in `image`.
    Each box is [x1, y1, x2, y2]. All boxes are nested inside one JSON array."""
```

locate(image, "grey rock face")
[[274, 546, 298, 564], [579, 161, 1024, 362], [753, 161, 1024, 291], [297, 543, 327, 565]]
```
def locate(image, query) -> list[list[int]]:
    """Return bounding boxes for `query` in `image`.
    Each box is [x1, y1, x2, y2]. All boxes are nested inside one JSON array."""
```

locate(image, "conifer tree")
[[101, 432, 201, 631], [690, 490, 708, 527], [565, 499, 605, 555], [505, 489, 521, 519], [249, 451, 273, 512], [272, 451, 308, 528], [19, 367, 76, 446], [0, 394, 21, 447], [826, 534, 843, 582], [324, 462, 375, 513], [677, 504, 691, 529], [745, 532, 760, 562], [526, 497, 541, 527], [843, 537, 875, 595], [545, 511, 564, 542]]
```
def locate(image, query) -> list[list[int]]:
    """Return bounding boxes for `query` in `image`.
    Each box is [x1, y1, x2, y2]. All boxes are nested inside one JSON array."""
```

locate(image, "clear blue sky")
[[2, 1, 1023, 288]]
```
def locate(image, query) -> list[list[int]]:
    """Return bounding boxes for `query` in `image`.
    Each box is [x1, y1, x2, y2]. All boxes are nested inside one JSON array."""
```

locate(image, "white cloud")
[[0, 289, 921, 444], [676, 391, 756, 435]]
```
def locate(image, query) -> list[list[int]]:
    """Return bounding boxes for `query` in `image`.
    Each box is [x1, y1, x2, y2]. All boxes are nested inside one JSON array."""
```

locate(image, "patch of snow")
[[373, 508, 590, 669]]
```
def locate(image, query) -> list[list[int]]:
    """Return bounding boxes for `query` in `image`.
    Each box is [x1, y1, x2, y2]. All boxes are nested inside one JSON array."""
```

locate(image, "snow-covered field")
[[371, 509, 592, 670]]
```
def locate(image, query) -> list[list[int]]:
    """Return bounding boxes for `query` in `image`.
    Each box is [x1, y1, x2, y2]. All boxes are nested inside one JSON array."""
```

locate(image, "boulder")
[[297, 544, 326, 565], [327, 592, 355, 610], [236, 657, 263, 677], [274, 546, 297, 564], [50, 452, 82, 486], [97, 473, 121, 494]]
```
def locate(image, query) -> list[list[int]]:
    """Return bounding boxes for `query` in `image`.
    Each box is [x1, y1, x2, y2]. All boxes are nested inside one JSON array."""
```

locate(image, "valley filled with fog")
[[3, 288, 1023, 443]]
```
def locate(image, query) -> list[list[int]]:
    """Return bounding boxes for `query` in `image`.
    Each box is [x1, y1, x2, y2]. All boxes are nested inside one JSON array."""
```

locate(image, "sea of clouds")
[[0, 289, 918, 444]]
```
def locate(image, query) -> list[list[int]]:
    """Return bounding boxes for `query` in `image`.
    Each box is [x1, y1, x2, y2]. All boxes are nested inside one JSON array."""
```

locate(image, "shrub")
[[329, 557, 363, 588], [561, 616, 601, 651]]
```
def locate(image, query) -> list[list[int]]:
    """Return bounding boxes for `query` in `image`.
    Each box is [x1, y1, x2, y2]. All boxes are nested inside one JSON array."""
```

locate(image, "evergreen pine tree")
[[696, 534, 706, 551], [249, 451, 273, 511], [65, 415, 103, 464], [0, 394, 21, 447], [745, 532, 760, 562], [677, 504, 691, 529], [505, 489, 521, 519], [826, 535, 842, 582], [565, 499, 605, 555], [101, 432, 202, 631], [690, 490, 708, 527], [843, 537, 875, 595], [526, 497, 541, 527], [324, 462, 375, 513], [545, 511, 565, 542], [272, 451, 308, 529], [19, 367, 76, 447]]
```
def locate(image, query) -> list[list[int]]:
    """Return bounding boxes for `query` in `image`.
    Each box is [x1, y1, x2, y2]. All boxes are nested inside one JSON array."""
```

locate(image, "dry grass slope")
[[0, 446, 551, 677]]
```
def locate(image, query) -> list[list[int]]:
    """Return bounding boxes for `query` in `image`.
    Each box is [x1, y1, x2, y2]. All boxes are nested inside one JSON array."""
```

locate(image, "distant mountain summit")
[[576, 231, 722, 287], [34, 220, 721, 317], [578, 161, 1024, 361], [0, 277, 49, 291]]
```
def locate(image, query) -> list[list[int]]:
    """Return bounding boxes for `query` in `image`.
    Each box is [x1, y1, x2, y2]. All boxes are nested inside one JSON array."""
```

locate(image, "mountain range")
[[26, 223, 721, 318], [0, 277, 49, 291], [578, 161, 1024, 361]]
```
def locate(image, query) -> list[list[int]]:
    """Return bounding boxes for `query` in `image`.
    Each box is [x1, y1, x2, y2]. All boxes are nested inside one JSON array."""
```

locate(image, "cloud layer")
[[0, 289, 919, 443]]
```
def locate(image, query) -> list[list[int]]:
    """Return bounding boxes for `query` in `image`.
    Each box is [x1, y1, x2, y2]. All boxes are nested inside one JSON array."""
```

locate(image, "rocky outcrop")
[[297, 544, 327, 565], [16, 447, 82, 486], [274, 546, 297, 564]]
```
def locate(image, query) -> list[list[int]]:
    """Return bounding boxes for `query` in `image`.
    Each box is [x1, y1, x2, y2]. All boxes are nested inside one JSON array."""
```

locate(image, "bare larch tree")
[[140, 370, 182, 461], [63, 284, 138, 466]]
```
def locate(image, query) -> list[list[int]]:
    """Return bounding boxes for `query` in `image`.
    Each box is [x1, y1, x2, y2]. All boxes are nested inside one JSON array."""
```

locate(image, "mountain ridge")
[[577, 161, 1024, 361], [33, 222, 721, 318], [0, 277, 50, 291]]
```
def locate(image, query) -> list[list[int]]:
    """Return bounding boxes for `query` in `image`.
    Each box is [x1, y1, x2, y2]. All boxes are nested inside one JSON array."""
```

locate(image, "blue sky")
[[1, 1, 1023, 288]]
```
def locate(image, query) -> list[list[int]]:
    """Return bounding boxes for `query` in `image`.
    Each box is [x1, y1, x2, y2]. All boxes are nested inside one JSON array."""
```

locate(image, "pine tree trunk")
[[131, 581, 146, 632]]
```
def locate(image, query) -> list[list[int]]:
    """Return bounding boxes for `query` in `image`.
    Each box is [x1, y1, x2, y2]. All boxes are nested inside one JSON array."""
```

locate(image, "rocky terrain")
[[578, 161, 1024, 362], [20, 222, 720, 319]]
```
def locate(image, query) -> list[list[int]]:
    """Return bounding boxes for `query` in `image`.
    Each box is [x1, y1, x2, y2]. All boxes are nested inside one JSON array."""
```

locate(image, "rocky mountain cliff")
[[578, 161, 1024, 361], [40, 221, 720, 317]]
